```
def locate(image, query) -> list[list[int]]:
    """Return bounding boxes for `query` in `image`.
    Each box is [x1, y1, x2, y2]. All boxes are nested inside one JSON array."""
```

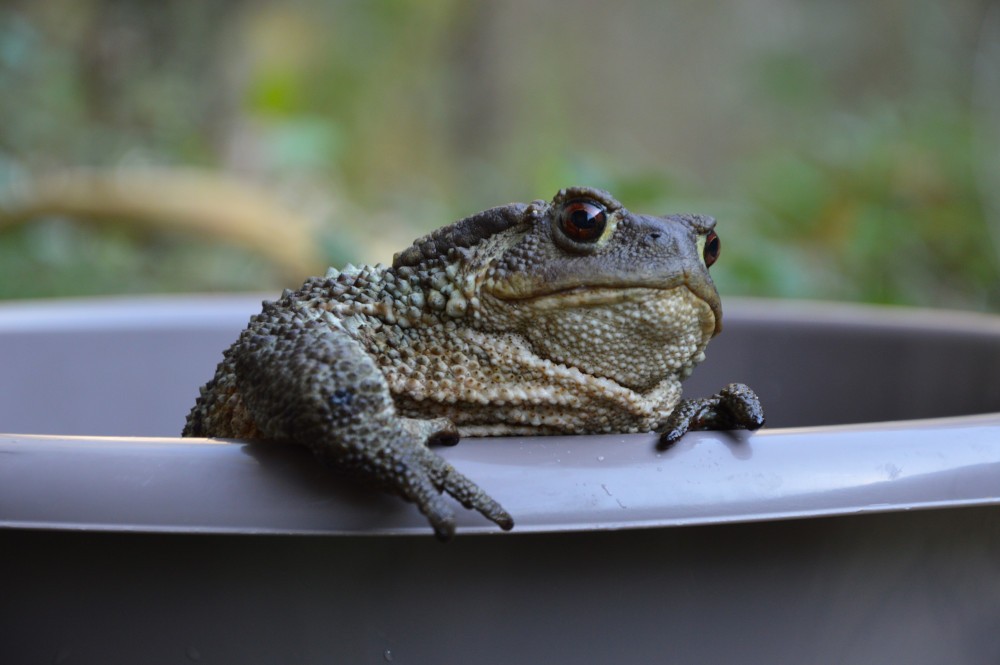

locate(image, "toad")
[[183, 187, 764, 538]]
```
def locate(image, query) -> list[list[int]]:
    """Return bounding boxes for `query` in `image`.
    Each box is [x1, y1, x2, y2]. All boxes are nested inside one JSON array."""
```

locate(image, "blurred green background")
[[1, 0, 999, 310]]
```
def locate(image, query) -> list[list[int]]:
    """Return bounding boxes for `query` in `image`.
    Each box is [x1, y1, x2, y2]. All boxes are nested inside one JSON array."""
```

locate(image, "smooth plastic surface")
[[3, 295, 1000, 664], [2, 295, 1000, 535], [4, 414, 1000, 535], [5, 509, 1000, 665]]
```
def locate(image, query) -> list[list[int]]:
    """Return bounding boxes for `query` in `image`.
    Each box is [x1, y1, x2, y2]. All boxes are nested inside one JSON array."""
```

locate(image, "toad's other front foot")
[[657, 383, 765, 449], [344, 419, 514, 541]]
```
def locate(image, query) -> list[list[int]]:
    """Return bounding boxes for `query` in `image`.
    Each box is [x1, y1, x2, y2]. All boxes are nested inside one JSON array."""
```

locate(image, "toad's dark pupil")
[[571, 209, 594, 228], [561, 200, 606, 242]]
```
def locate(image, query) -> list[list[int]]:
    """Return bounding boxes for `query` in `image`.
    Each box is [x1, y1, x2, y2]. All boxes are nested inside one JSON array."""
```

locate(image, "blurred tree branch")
[[0, 168, 326, 281]]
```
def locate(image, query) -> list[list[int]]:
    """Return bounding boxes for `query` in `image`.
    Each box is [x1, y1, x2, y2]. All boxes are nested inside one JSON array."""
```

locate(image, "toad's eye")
[[702, 230, 720, 267], [558, 200, 607, 243]]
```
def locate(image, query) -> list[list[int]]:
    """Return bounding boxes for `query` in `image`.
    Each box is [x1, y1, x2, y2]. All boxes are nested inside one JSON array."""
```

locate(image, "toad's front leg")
[[657, 383, 765, 449], [229, 316, 514, 540]]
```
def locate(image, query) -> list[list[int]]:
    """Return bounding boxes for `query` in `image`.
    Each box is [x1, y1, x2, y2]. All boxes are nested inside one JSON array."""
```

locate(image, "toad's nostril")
[[648, 232, 662, 241]]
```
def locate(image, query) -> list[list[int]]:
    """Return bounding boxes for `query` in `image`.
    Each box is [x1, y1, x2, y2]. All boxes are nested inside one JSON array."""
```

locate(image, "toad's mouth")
[[499, 284, 675, 307], [487, 283, 722, 336]]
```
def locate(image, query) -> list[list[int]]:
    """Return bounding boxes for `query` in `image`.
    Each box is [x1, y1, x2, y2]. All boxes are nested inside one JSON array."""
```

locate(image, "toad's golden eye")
[[703, 230, 720, 267], [558, 200, 607, 242]]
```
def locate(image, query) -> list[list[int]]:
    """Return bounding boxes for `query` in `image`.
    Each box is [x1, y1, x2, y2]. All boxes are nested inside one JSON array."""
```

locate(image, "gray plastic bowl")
[[2, 295, 1000, 664]]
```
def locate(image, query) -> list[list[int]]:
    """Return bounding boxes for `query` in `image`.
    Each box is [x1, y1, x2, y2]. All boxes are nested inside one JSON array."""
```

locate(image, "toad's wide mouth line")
[[487, 283, 692, 308]]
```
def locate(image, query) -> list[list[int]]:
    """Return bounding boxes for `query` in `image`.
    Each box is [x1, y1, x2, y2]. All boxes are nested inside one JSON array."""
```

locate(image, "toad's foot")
[[657, 383, 765, 449], [342, 417, 514, 541]]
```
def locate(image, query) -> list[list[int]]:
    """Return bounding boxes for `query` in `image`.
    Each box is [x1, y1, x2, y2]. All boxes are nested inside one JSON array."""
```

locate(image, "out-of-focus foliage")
[[1, 0, 998, 310]]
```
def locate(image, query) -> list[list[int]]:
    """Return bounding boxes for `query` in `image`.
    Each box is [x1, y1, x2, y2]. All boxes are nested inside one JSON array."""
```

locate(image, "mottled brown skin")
[[183, 187, 764, 539]]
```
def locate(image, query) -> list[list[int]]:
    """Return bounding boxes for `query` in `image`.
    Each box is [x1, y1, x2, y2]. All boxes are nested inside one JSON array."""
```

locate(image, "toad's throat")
[[502, 284, 717, 394]]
